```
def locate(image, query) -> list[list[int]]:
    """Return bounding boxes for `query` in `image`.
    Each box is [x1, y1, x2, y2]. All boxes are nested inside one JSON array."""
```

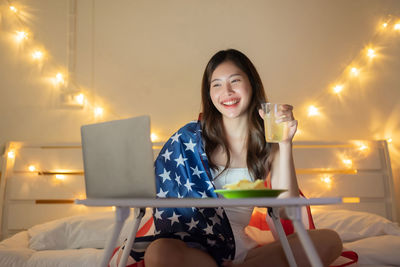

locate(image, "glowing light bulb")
[[94, 107, 104, 117], [28, 165, 36, 172], [32, 50, 43, 60], [342, 158, 353, 168], [394, 23, 400, 31], [15, 31, 28, 42], [321, 176, 332, 184], [382, 23, 388, 28], [55, 73, 64, 84], [367, 48, 376, 59], [151, 133, 158, 142], [350, 67, 359, 76], [358, 144, 368, 151], [307, 105, 319, 117], [55, 174, 65, 180], [9, 6, 18, 13], [387, 138, 392, 144], [7, 151, 15, 159], [332, 85, 344, 94], [75, 93, 85, 105]]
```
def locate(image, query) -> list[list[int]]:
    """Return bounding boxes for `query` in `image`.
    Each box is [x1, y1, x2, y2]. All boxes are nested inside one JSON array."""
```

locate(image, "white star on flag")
[[175, 232, 190, 240], [216, 207, 224, 218], [154, 209, 164, 220], [199, 191, 208, 198], [177, 191, 183, 198], [157, 188, 168, 198], [171, 132, 181, 144], [184, 139, 196, 152], [205, 181, 213, 190], [159, 168, 171, 183], [203, 224, 214, 235], [190, 166, 204, 178], [174, 154, 188, 167], [184, 179, 195, 191], [174, 174, 182, 186], [207, 239, 216, 246], [186, 217, 199, 231], [168, 212, 181, 225], [161, 149, 173, 162], [209, 214, 220, 226]]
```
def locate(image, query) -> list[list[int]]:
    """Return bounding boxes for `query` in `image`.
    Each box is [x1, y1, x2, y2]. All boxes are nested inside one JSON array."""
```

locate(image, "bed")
[[0, 140, 399, 266]]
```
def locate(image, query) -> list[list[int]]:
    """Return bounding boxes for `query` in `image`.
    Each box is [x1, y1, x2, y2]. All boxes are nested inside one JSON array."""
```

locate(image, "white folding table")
[[76, 197, 342, 267]]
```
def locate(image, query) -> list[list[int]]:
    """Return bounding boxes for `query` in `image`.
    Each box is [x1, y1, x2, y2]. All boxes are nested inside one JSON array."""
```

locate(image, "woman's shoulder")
[[174, 120, 202, 139]]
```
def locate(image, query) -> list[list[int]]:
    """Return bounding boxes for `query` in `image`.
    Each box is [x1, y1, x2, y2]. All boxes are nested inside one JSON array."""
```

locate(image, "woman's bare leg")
[[144, 238, 218, 267], [232, 229, 342, 267]]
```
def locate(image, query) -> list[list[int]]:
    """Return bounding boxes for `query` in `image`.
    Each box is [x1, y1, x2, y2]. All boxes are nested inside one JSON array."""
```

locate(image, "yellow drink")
[[262, 103, 288, 143]]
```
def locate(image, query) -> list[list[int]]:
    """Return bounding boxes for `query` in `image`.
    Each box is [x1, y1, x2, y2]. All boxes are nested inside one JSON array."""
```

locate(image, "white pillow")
[[311, 209, 400, 242], [28, 210, 153, 250], [344, 235, 400, 265]]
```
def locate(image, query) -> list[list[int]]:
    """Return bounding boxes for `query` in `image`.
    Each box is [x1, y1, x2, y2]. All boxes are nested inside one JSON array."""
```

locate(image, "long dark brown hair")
[[201, 49, 271, 180]]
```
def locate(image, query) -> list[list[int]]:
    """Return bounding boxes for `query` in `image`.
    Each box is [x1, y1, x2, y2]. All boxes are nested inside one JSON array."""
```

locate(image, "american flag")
[[152, 120, 235, 265]]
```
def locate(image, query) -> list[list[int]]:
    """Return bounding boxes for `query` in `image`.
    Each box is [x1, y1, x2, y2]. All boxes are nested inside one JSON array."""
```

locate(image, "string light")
[[9, 6, 18, 13], [7, 151, 15, 159], [367, 48, 376, 59], [307, 105, 319, 117], [32, 50, 44, 60], [15, 31, 28, 43], [332, 84, 344, 94], [94, 107, 104, 117], [54, 73, 65, 85], [350, 67, 359, 77], [382, 22, 388, 29], [387, 138, 393, 144], [55, 174, 66, 180], [28, 165, 36, 172], [394, 23, 400, 31], [342, 158, 353, 168], [151, 133, 159, 142], [75, 93, 85, 105]]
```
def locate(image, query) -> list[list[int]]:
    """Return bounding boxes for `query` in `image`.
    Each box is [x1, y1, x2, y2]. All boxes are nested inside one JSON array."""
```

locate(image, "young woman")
[[143, 49, 342, 267]]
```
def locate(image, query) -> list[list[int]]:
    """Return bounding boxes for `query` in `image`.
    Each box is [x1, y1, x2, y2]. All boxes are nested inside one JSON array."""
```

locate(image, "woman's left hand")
[[276, 104, 298, 143]]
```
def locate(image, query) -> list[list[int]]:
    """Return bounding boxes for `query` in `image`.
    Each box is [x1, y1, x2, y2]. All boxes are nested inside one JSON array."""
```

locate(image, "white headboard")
[[0, 140, 396, 240]]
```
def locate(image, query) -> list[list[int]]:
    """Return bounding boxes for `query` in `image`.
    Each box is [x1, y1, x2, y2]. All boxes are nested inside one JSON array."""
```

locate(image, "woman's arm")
[[270, 141, 299, 198]]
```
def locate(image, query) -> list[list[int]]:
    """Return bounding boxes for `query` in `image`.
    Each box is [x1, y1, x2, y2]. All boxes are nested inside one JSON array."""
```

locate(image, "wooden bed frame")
[[0, 140, 397, 240]]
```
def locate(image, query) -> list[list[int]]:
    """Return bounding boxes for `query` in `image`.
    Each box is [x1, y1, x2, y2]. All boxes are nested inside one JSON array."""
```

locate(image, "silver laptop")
[[81, 116, 156, 198]]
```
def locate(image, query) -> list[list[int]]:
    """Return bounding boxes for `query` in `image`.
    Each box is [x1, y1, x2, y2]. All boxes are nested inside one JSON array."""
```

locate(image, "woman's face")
[[209, 61, 252, 120]]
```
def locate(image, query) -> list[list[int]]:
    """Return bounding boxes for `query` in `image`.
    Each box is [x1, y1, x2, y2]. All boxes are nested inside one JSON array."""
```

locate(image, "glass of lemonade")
[[261, 103, 288, 143]]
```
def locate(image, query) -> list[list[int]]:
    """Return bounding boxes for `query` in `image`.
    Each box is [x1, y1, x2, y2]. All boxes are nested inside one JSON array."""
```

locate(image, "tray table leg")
[[101, 207, 130, 267], [118, 207, 146, 267]]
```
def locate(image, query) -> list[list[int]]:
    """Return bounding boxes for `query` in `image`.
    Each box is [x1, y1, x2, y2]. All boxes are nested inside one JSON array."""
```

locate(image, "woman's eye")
[[212, 83, 221, 87], [231, 79, 240, 83]]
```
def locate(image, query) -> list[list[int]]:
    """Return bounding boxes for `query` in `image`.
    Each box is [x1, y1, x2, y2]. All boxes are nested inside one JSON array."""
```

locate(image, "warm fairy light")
[[394, 23, 400, 31], [32, 50, 43, 60], [55, 174, 66, 180], [75, 93, 85, 105], [54, 73, 65, 85], [28, 165, 36, 172], [9, 6, 18, 13], [387, 138, 392, 144], [358, 144, 368, 151], [382, 23, 388, 29], [367, 48, 376, 59], [112, 206, 116, 211], [342, 158, 353, 168], [332, 85, 344, 94], [94, 107, 104, 117], [151, 133, 158, 142], [7, 151, 15, 159], [342, 197, 360, 203], [307, 105, 319, 117], [15, 31, 28, 42], [350, 67, 359, 77], [321, 176, 332, 184]]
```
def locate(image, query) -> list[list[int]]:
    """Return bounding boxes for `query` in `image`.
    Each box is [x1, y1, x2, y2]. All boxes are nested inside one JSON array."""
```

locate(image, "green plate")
[[214, 189, 287, 199]]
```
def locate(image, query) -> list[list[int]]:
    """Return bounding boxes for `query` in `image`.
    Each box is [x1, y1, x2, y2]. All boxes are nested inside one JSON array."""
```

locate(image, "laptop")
[[81, 115, 156, 198]]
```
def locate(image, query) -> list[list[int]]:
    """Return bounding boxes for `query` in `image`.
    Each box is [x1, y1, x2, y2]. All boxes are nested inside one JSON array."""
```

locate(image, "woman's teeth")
[[222, 99, 239, 105]]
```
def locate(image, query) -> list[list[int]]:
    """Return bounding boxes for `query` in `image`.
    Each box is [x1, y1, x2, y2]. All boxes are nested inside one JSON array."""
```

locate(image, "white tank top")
[[211, 167, 258, 263]]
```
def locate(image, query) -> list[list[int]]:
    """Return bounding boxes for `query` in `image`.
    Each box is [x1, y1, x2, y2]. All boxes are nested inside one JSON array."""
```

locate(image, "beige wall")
[[1, 0, 400, 219]]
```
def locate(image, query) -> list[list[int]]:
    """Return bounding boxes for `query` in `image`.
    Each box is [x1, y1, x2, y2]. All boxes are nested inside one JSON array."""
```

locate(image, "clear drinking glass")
[[261, 103, 289, 143]]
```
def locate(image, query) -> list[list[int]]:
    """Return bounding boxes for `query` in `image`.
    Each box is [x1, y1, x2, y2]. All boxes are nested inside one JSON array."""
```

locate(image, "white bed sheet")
[[1, 209, 399, 267]]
